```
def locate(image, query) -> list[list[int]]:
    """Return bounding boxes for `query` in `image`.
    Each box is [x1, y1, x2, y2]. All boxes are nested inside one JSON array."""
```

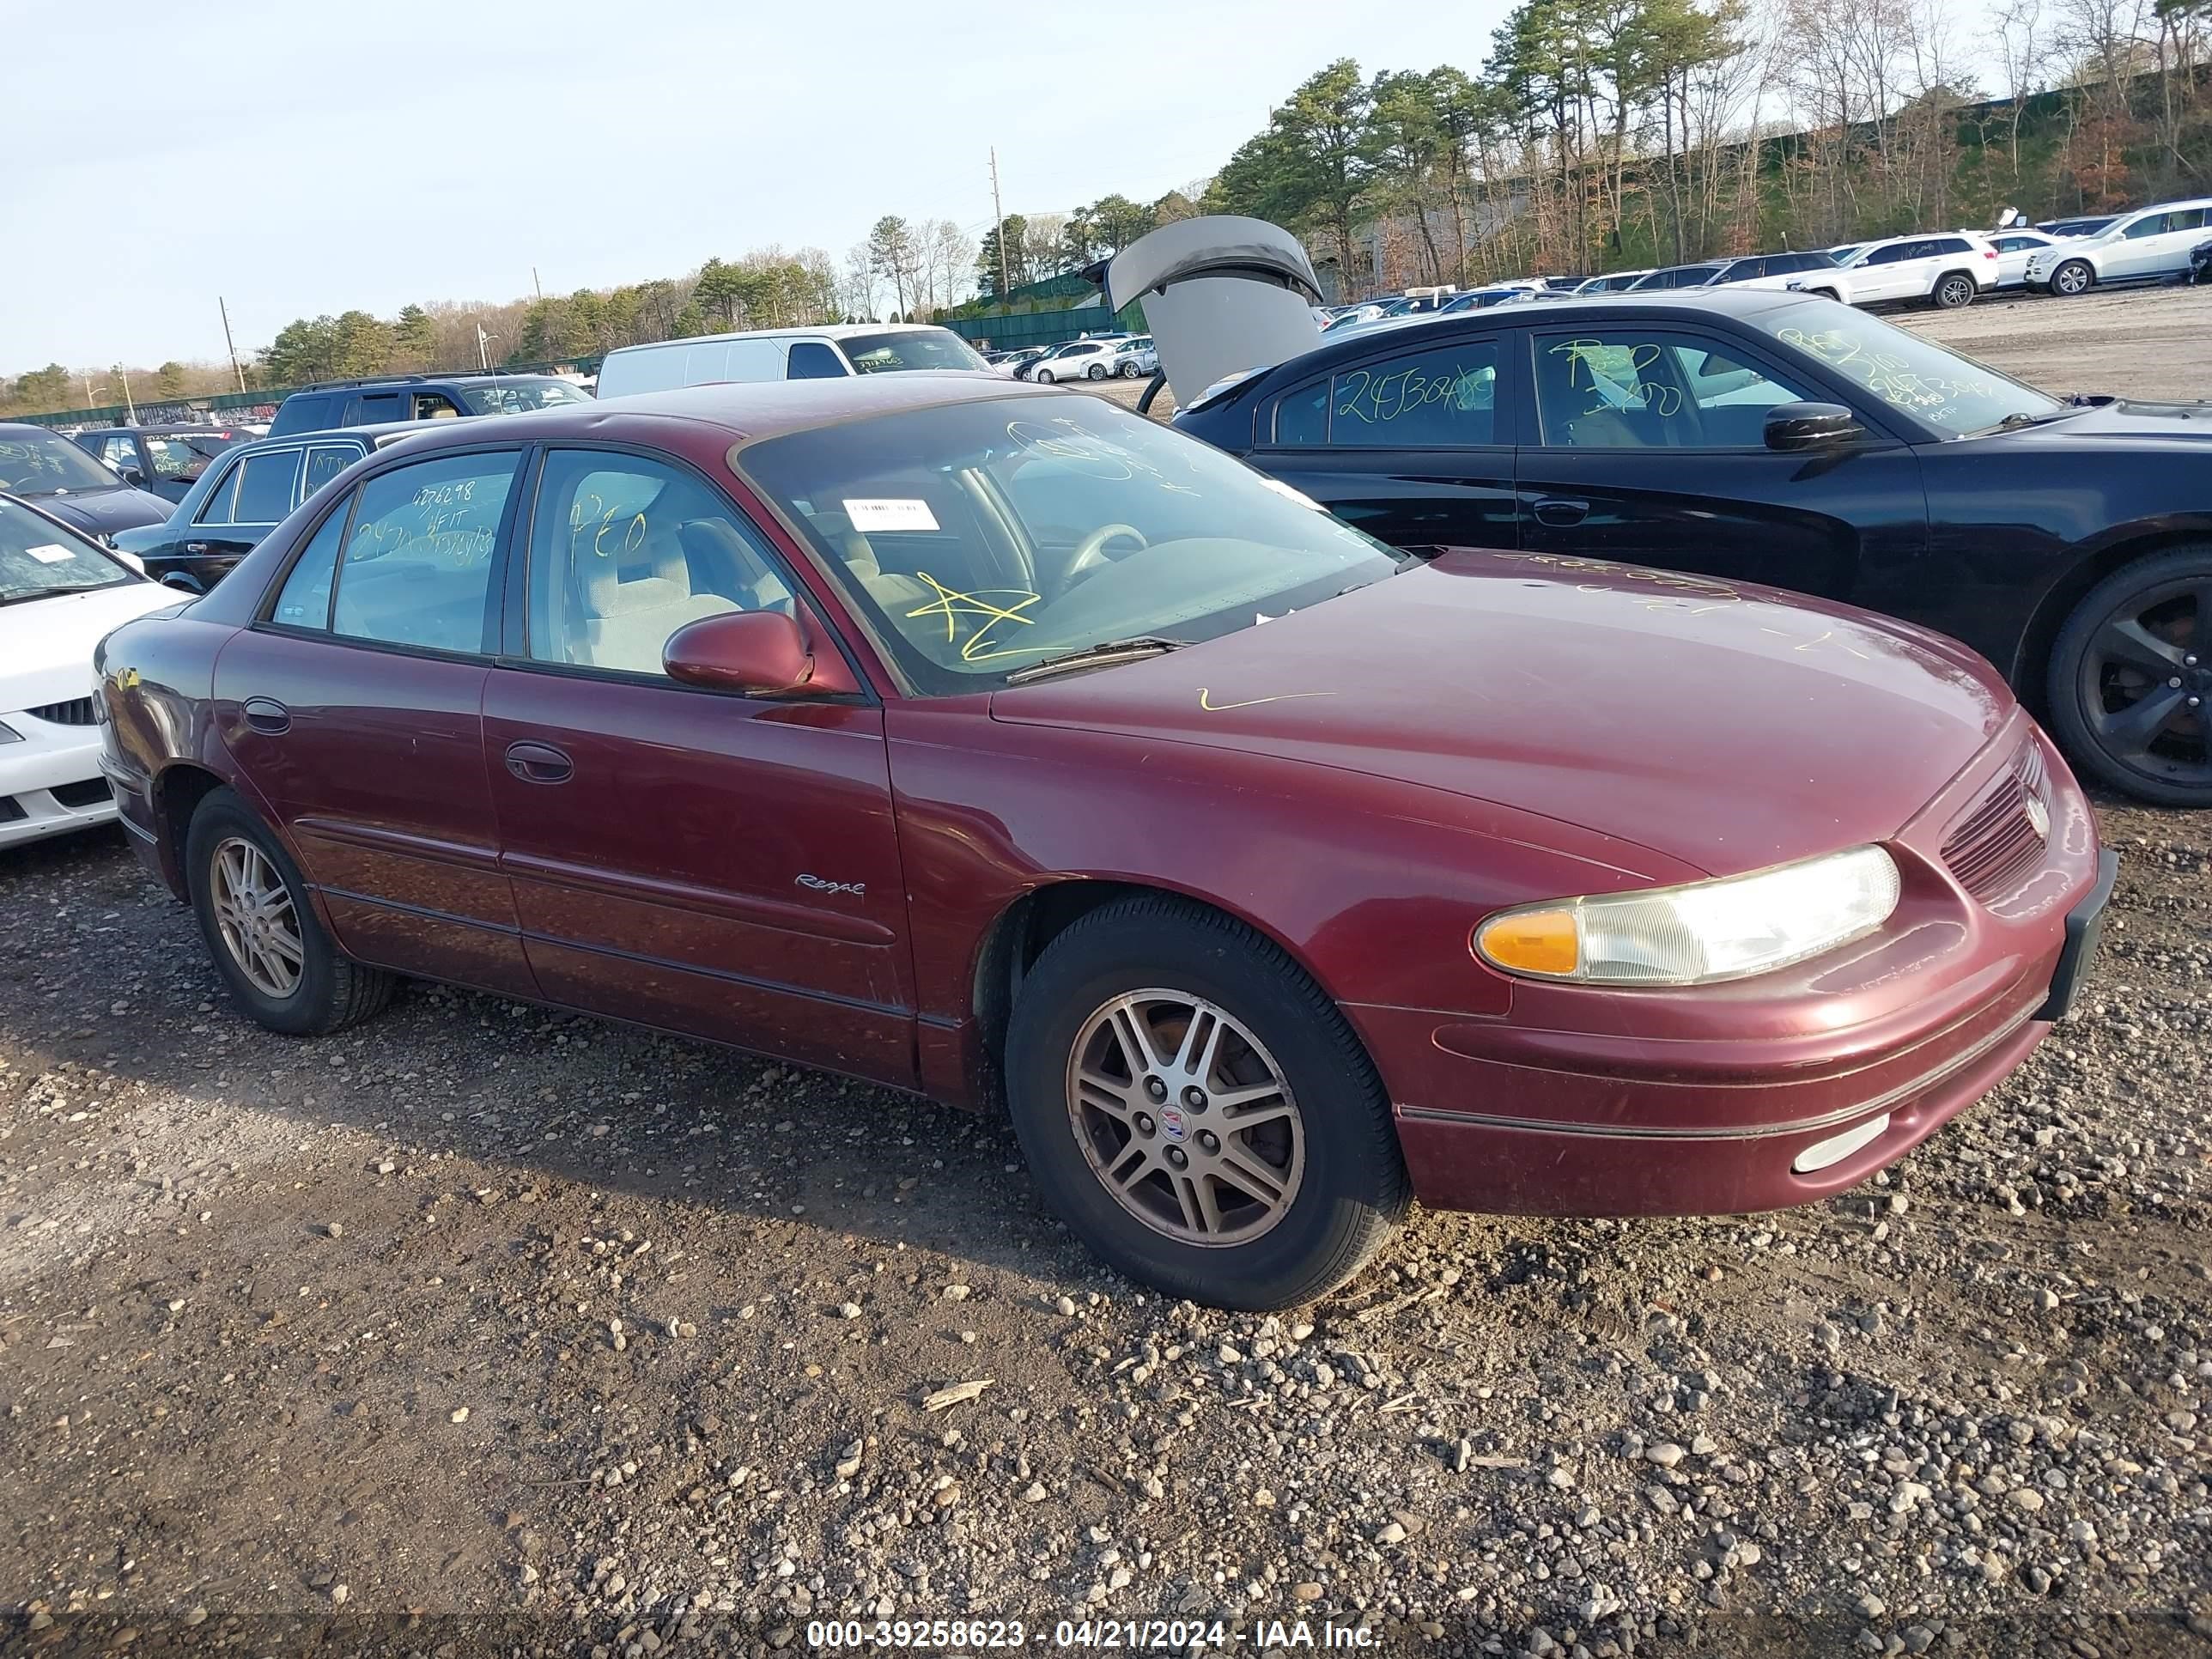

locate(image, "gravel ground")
[[5, 295, 2212, 1658]]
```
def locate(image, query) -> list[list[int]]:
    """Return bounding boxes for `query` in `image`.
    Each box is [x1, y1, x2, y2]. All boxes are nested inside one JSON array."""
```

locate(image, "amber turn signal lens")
[[1474, 908, 1579, 977]]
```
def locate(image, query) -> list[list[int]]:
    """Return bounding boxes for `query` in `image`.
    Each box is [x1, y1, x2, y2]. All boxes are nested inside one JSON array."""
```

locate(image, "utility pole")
[[115, 366, 137, 423], [989, 147, 1010, 300], [476, 325, 495, 371], [218, 295, 246, 392], [532, 266, 543, 299]]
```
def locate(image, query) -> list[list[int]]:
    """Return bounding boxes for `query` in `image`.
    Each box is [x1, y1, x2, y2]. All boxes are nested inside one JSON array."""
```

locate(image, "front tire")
[[1033, 368, 1054, 384], [2045, 547, 2212, 806], [185, 787, 396, 1035], [2051, 259, 2094, 296], [1004, 896, 1408, 1310], [1932, 271, 1977, 309], [1117, 362, 1140, 379]]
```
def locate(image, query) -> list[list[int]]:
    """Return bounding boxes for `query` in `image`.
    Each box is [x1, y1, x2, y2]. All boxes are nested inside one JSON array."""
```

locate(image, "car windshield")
[[1753, 300, 2063, 436], [841, 331, 988, 374], [0, 431, 127, 495], [0, 497, 131, 604], [740, 392, 1401, 695], [457, 379, 592, 415]]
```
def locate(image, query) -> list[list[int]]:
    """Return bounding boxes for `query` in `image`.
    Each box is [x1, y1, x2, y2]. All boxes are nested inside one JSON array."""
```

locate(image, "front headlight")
[[1474, 847, 1900, 986]]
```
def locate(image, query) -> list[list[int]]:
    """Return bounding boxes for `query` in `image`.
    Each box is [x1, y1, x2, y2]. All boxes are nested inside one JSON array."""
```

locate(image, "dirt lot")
[[4, 296, 2212, 1659]]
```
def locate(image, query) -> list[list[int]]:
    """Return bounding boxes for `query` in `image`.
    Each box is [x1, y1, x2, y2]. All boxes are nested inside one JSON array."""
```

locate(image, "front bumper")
[[1, 717, 118, 849], [1364, 716, 2108, 1218]]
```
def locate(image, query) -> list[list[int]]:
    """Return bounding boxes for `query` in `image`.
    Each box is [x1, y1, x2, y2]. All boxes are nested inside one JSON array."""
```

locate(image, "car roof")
[[610, 323, 944, 353], [85, 423, 247, 436], [226, 420, 438, 454]]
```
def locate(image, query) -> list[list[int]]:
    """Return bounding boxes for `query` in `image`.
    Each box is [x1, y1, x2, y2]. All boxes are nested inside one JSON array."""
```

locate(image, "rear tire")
[[1932, 271, 1977, 309], [185, 787, 396, 1035], [1004, 896, 1408, 1310], [2045, 546, 2212, 807], [2051, 259, 2094, 297], [1085, 362, 1107, 380]]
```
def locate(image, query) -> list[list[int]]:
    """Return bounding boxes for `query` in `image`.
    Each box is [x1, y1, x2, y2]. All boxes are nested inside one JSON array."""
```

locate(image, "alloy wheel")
[[2078, 577, 2212, 789], [1065, 988, 1306, 1247], [210, 836, 305, 999], [1936, 274, 1973, 307], [2054, 261, 2091, 295]]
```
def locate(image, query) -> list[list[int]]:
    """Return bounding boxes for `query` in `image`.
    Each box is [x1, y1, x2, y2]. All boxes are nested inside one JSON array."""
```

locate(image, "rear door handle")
[[241, 696, 290, 735], [504, 740, 574, 785], [1531, 496, 1590, 527], [184, 541, 211, 555]]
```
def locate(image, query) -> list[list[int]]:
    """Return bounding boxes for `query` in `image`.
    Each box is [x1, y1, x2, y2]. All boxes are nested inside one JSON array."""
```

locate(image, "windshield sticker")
[[24, 544, 73, 565], [903, 572, 1042, 663], [843, 498, 940, 533], [1197, 687, 1338, 712]]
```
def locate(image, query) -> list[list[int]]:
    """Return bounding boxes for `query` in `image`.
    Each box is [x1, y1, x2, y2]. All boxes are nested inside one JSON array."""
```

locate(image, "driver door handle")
[[1531, 496, 1590, 527], [184, 541, 211, 555], [504, 741, 574, 785]]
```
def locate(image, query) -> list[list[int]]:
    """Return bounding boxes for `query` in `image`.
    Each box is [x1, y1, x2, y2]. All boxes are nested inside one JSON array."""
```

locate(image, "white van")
[[595, 324, 987, 399]]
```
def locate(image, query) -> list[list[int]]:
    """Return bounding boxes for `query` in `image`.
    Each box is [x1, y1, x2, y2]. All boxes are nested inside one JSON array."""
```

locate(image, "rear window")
[[234, 450, 301, 522]]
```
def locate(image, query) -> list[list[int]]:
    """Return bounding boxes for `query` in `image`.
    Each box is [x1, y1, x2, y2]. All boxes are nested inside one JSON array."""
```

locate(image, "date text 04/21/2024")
[[804, 1619, 1381, 1649]]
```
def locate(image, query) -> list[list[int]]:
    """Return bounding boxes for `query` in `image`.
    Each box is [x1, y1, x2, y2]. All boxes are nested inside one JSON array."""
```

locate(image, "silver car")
[[1108, 337, 1158, 378]]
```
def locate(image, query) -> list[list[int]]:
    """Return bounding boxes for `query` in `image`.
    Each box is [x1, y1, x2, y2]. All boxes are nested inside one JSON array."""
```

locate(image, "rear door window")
[[1277, 338, 1504, 448], [233, 450, 301, 524], [329, 451, 520, 653]]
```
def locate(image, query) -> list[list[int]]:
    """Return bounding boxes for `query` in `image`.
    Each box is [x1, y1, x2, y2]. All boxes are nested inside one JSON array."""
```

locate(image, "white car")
[[1987, 229, 2057, 286], [2023, 198, 2212, 295], [2, 496, 179, 851], [1573, 270, 1652, 295], [1029, 338, 1128, 384], [1791, 232, 1999, 308]]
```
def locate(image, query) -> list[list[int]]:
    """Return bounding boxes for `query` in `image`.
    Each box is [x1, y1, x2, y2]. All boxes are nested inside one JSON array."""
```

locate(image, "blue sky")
[[3, 0, 1995, 375]]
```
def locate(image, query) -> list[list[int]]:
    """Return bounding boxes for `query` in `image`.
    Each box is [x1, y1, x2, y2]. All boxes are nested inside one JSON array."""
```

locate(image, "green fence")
[[943, 301, 1146, 353]]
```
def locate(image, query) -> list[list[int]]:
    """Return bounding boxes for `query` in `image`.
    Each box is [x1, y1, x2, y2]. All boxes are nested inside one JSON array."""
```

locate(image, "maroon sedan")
[[94, 375, 2115, 1310]]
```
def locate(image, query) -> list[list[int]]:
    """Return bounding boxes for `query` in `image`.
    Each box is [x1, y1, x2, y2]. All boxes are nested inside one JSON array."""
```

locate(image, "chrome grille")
[[1942, 743, 2050, 902], [26, 697, 97, 726]]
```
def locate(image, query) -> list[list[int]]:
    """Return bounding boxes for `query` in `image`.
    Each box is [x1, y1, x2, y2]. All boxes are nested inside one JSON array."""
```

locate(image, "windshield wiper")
[[1004, 636, 1189, 685], [1973, 407, 2083, 435]]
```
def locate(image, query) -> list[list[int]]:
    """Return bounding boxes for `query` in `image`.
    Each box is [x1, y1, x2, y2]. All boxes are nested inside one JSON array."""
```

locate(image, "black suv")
[[267, 373, 590, 436]]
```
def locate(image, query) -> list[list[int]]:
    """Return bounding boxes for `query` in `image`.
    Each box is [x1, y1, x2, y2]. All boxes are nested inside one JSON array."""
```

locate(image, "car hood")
[[989, 552, 2013, 879], [1, 582, 179, 714], [2021, 398, 2212, 441], [27, 486, 174, 538]]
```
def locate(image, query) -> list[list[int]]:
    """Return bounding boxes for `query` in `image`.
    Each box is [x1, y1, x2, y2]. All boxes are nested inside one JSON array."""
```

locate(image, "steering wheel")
[[1062, 522, 1148, 591]]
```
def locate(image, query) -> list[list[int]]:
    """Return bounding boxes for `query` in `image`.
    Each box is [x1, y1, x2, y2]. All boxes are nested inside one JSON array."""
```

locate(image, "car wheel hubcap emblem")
[[210, 837, 304, 999], [1066, 988, 1305, 1247]]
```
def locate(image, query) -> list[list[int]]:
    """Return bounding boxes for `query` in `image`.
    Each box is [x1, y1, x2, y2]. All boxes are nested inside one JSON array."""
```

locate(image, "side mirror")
[[663, 609, 861, 696], [120, 466, 147, 486], [1764, 401, 1863, 453]]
